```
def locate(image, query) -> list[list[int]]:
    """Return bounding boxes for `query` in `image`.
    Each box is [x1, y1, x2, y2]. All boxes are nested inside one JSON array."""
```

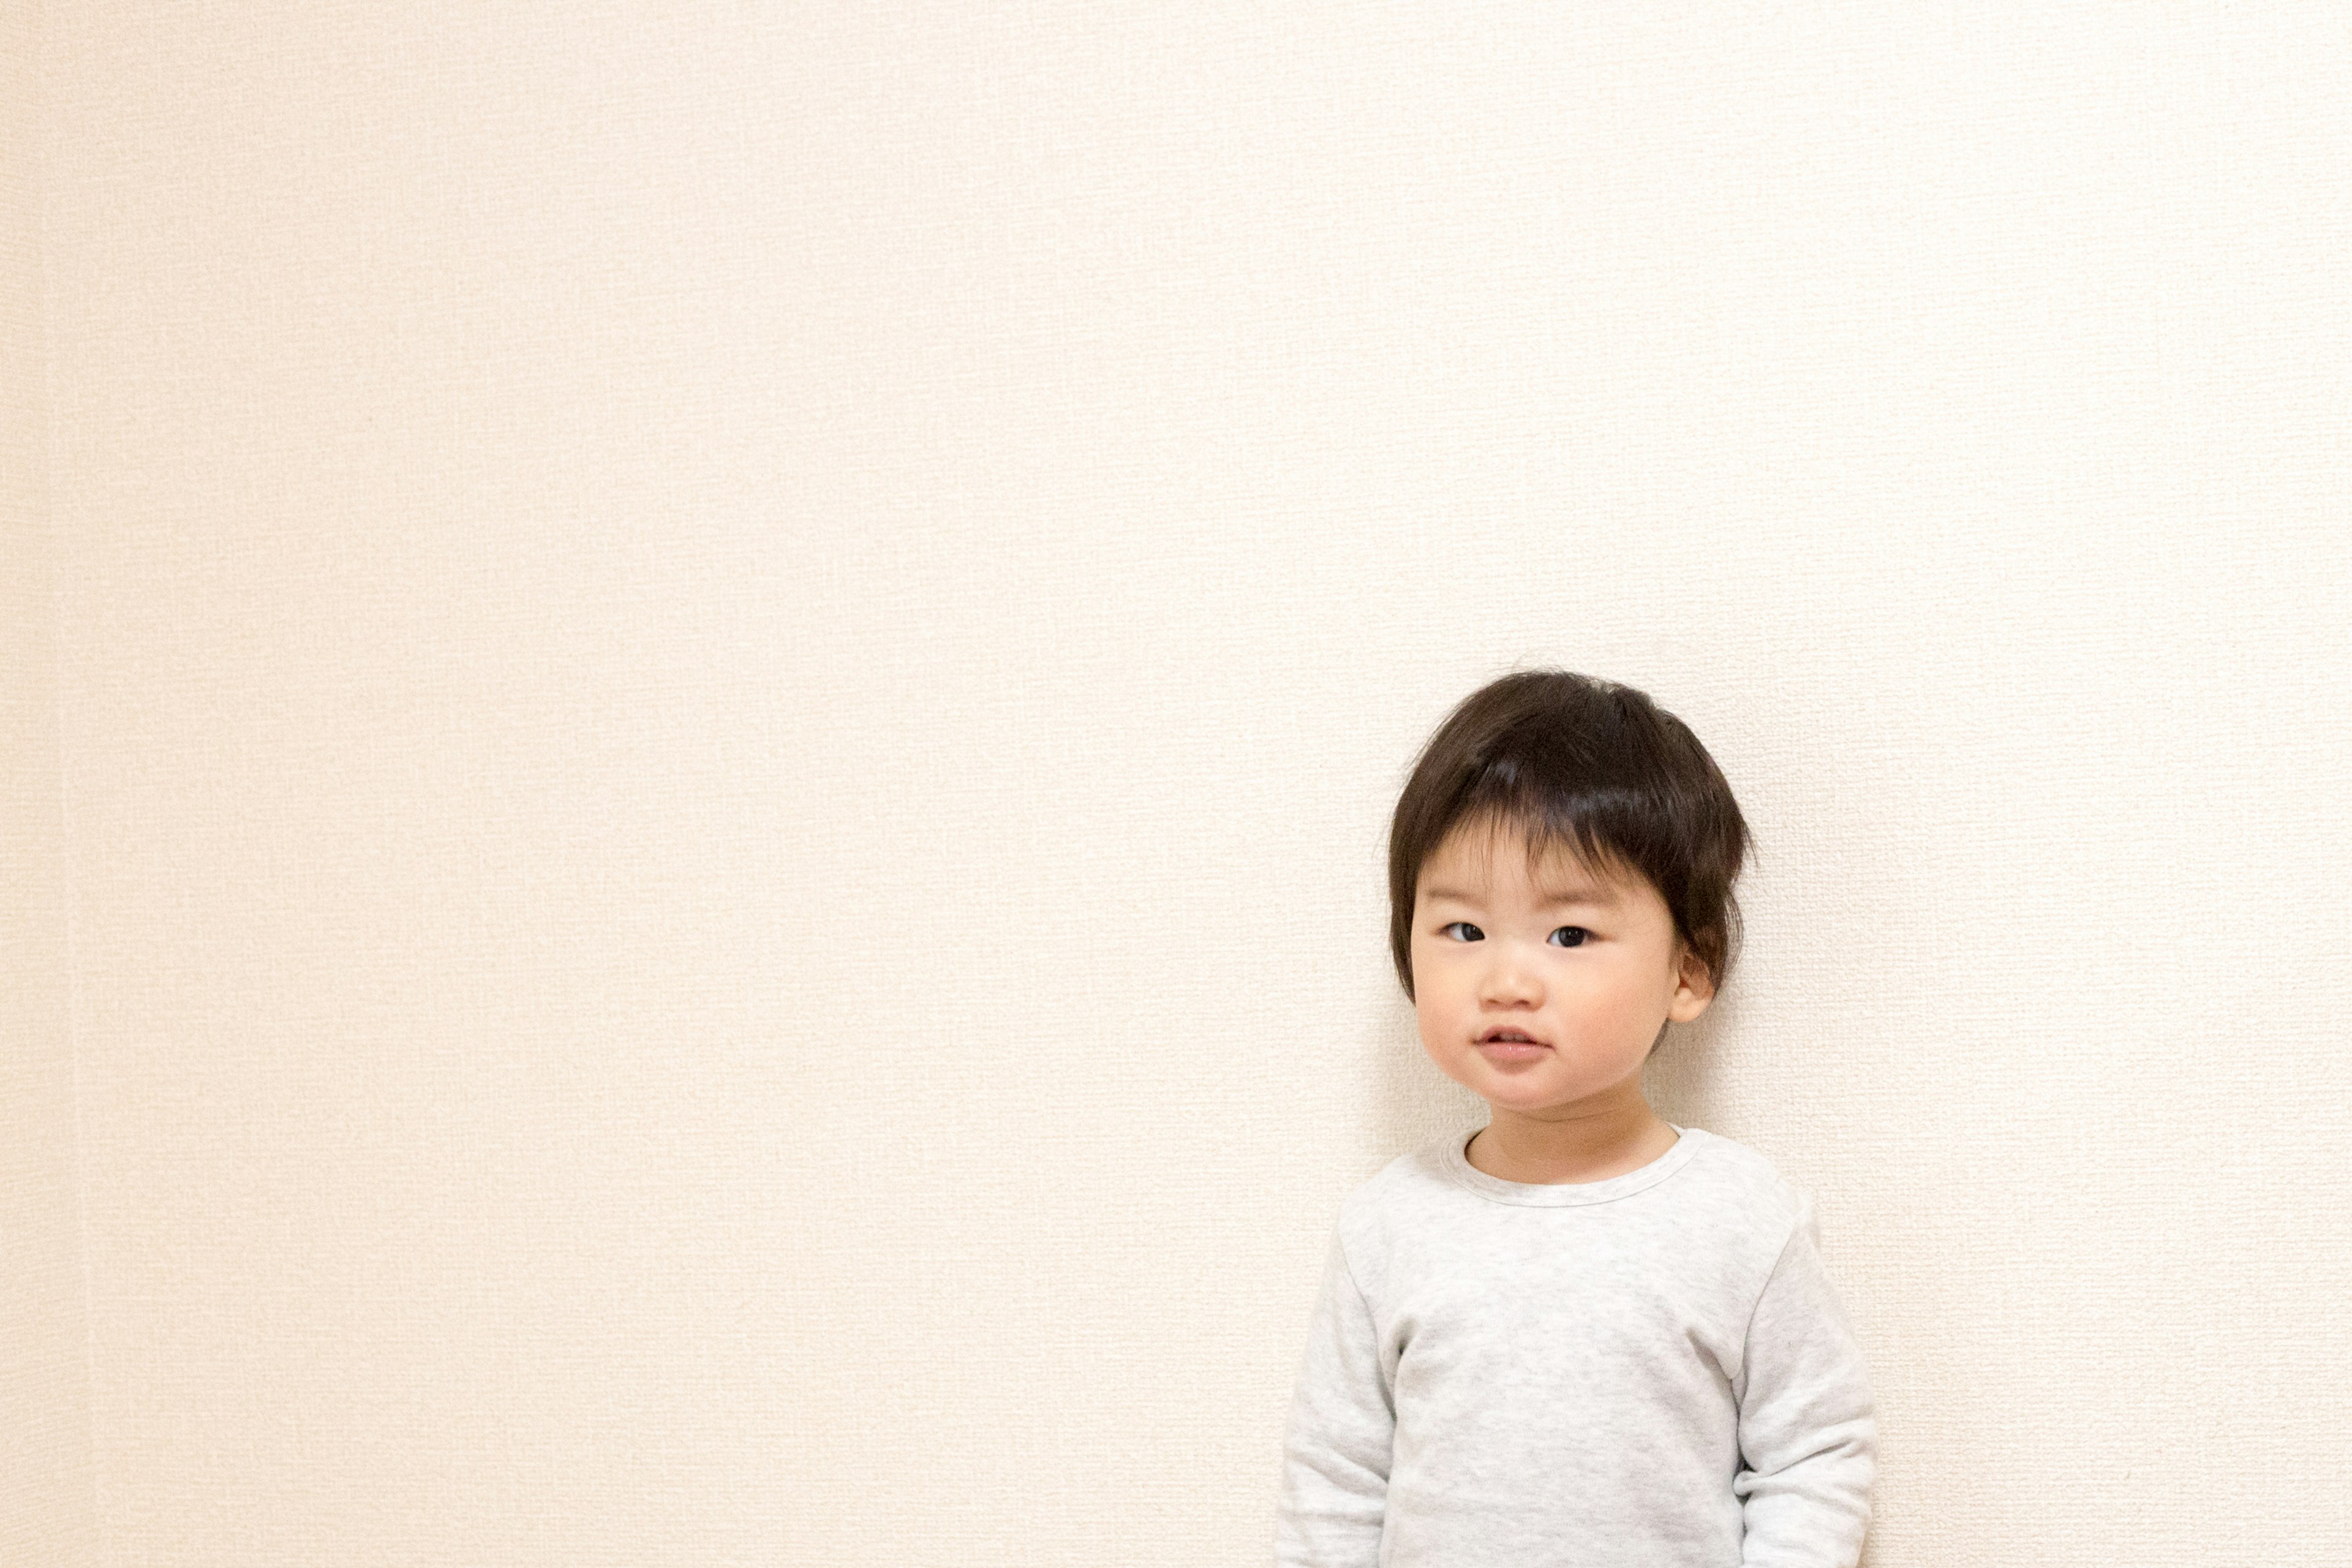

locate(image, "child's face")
[[1410, 816, 1716, 1121]]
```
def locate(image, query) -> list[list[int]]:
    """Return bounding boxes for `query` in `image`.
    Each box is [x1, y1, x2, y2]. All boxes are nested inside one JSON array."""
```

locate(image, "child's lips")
[[1476, 1037, 1551, 1059]]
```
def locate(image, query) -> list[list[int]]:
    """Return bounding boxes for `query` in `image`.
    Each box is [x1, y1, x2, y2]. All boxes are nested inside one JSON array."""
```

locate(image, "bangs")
[[1440, 799, 1642, 892]]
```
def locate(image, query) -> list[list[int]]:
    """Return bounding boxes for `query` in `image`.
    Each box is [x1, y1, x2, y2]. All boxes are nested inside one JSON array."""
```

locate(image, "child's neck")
[[1468, 1096, 1679, 1186]]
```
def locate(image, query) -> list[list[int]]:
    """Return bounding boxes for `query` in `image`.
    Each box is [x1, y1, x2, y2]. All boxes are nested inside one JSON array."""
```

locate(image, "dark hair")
[[1387, 670, 1750, 1001]]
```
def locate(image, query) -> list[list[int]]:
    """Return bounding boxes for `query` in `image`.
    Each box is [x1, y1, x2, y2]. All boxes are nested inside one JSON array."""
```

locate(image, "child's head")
[[1388, 671, 1750, 1100]]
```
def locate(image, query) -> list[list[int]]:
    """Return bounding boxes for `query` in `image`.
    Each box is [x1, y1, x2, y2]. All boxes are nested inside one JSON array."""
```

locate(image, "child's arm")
[[1733, 1194, 1878, 1568], [1273, 1230, 1392, 1568]]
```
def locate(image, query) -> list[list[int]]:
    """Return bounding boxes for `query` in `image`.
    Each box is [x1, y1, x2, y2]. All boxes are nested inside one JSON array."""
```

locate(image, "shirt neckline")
[[1438, 1122, 1707, 1206]]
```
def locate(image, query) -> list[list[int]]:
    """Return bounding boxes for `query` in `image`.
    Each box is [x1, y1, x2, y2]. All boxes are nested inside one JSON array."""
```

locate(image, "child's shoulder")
[[1671, 1125, 1815, 1231], [1322, 1131, 1463, 1231], [1677, 1123, 1799, 1191]]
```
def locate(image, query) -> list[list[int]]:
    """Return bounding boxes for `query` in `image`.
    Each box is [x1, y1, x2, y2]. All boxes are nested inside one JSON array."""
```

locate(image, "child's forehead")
[[1423, 812, 1632, 891]]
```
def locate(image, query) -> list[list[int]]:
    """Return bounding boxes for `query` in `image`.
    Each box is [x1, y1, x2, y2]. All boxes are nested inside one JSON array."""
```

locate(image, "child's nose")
[[1479, 949, 1544, 1003]]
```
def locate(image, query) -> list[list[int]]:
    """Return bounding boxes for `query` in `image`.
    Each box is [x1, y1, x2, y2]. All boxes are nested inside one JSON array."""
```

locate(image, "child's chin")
[[1480, 1072, 1567, 1105]]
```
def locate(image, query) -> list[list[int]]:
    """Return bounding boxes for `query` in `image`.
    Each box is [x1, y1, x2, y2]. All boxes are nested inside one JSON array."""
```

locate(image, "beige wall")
[[15, 2, 2352, 1564], [4, 0, 101, 1563]]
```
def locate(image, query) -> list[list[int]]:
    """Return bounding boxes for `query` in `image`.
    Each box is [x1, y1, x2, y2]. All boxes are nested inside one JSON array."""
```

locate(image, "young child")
[[1274, 670, 1875, 1567]]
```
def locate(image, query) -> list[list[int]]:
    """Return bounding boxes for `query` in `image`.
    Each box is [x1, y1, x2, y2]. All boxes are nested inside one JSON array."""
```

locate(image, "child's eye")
[[1441, 921, 1483, 941], [1550, 927, 1590, 948]]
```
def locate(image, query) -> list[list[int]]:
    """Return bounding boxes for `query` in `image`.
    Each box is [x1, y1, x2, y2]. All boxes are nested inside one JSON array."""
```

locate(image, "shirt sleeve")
[[1273, 1226, 1392, 1568], [1733, 1193, 1877, 1568]]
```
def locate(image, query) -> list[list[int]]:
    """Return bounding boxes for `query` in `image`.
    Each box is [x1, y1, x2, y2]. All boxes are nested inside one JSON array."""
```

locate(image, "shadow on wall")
[[1645, 991, 1737, 1139]]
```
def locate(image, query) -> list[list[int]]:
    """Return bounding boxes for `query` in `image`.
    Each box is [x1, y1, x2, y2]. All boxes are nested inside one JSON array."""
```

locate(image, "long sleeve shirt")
[[1274, 1124, 1875, 1568]]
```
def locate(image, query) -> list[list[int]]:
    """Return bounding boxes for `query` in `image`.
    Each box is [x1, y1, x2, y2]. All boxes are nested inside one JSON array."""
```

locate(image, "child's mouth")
[[1477, 1037, 1550, 1059]]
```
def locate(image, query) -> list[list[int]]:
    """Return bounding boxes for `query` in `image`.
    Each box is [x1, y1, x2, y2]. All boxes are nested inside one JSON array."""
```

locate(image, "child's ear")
[[1667, 940, 1716, 1023]]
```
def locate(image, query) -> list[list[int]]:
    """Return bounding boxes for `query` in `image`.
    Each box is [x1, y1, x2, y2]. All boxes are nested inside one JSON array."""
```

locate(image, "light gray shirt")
[[1275, 1125, 1874, 1567]]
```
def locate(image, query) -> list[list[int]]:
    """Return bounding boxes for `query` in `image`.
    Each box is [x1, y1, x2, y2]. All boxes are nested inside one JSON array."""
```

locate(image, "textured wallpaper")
[[20, 3, 2352, 1564], [3, 0, 102, 1561]]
